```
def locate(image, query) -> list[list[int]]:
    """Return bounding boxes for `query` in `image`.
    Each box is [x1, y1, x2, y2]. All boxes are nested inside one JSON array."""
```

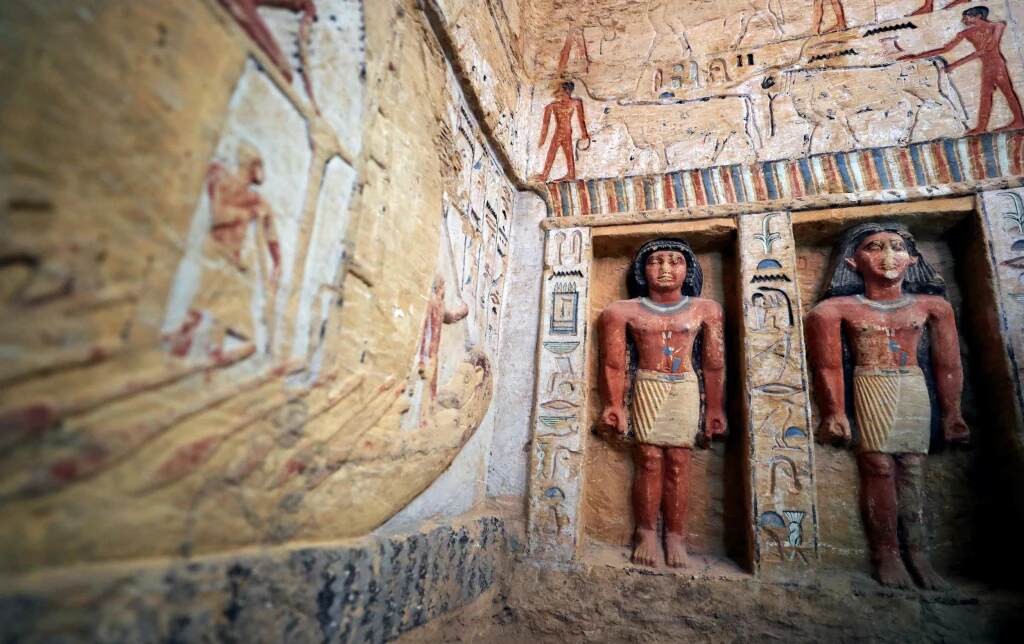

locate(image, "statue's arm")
[[929, 299, 969, 442], [805, 304, 851, 444], [598, 305, 628, 435], [701, 302, 727, 439]]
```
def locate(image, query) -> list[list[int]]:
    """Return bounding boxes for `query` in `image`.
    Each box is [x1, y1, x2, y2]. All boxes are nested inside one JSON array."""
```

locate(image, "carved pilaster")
[[526, 227, 592, 561], [738, 212, 819, 572]]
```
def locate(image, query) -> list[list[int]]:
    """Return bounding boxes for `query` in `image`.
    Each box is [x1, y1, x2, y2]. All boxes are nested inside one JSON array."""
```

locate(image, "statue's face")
[[644, 250, 687, 292], [846, 231, 918, 282]]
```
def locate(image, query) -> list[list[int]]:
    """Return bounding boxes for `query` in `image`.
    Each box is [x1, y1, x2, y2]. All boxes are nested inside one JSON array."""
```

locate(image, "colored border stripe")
[[730, 165, 747, 202], [943, 139, 963, 182], [982, 134, 999, 178], [871, 149, 891, 190], [835, 153, 854, 192]]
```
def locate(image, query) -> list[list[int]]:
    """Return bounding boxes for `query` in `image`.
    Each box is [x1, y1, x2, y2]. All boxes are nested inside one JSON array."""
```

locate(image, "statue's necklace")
[[855, 294, 914, 311], [640, 296, 691, 314]]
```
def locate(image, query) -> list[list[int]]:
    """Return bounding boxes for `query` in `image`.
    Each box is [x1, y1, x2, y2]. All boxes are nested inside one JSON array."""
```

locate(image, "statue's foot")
[[664, 532, 689, 568], [873, 551, 915, 589], [905, 550, 951, 591], [631, 528, 659, 567], [964, 126, 987, 136]]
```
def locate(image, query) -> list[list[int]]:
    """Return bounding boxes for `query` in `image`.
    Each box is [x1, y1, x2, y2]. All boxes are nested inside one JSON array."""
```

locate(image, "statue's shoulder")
[[690, 296, 723, 315], [806, 295, 854, 317], [914, 293, 953, 313], [600, 298, 640, 319]]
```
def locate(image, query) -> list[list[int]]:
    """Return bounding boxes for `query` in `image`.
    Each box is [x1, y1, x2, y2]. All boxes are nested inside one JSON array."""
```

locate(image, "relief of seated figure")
[[805, 222, 970, 590], [597, 237, 727, 568]]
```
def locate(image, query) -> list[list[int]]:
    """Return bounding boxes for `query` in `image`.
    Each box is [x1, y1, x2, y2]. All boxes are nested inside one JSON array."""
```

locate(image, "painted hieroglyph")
[[527, 227, 592, 562]]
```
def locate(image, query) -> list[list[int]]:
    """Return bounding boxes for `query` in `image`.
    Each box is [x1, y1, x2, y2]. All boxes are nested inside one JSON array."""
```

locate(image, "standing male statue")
[[805, 222, 970, 589], [598, 238, 727, 568]]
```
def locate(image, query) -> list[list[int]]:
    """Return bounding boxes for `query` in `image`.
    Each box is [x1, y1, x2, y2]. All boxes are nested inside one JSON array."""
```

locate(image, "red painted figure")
[[218, 0, 318, 108], [910, 0, 970, 16], [900, 6, 1024, 135], [532, 82, 590, 183], [206, 143, 281, 285], [805, 223, 969, 590], [418, 276, 469, 400], [812, 0, 847, 34], [598, 238, 727, 568]]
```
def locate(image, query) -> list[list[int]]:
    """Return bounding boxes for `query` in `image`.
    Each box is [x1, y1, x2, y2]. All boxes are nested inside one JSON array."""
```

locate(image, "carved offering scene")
[[526, 0, 1024, 213], [583, 223, 747, 572]]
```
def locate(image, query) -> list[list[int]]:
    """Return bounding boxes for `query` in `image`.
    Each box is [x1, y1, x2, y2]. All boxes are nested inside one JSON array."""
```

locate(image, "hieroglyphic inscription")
[[739, 212, 818, 570], [526, 227, 592, 561], [979, 188, 1024, 432]]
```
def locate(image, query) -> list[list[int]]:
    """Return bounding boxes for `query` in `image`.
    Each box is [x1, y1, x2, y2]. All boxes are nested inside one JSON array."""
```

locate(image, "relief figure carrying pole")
[[899, 6, 1024, 135], [805, 223, 969, 589], [531, 81, 590, 183], [598, 238, 727, 568]]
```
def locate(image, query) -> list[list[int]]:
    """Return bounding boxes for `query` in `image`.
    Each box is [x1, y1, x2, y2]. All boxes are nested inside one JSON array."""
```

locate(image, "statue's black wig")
[[628, 237, 704, 298], [822, 222, 946, 299]]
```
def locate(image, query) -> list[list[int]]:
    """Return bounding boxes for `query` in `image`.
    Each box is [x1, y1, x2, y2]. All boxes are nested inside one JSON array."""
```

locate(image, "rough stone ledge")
[[492, 558, 1024, 643], [0, 516, 507, 644]]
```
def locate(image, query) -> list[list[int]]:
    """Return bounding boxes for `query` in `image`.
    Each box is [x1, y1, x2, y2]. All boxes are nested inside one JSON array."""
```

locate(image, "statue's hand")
[[701, 409, 728, 448], [816, 413, 851, 447], [943, 415, 970, 445], [598, 405, 627, 438]]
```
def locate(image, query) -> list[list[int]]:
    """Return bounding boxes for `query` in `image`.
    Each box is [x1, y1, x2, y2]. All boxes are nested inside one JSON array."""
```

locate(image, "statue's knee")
[[634, 447, 663, 474], [858, 453, 895, 478]]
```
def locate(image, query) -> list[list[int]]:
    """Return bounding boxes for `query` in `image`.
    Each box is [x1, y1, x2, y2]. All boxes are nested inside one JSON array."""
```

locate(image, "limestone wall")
[[0, 0, 522, 574]]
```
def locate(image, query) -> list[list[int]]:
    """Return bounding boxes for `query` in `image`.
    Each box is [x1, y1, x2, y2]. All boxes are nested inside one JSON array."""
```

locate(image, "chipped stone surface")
[[0, 517, 508, 644]]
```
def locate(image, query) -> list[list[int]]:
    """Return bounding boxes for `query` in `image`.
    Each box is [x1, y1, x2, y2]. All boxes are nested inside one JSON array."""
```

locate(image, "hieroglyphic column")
[[737, 212, 819, 572], [978, 188, 1024, 429], [526, 226, 592, 562]]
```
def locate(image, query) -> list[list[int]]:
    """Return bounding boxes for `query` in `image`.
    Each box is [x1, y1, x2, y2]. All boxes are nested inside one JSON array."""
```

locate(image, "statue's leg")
[[857, 452, 914, 588], [897, 454, 950, 590], [632, 444, 663, 566], [662, 446, 692, 567]]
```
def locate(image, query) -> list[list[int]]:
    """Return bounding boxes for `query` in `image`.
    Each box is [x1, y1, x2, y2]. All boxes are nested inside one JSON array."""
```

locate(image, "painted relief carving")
[[597, 238, 726, 568], [418, 276, 470, 403], [531, 82, 590, 183], [900, 6, 1024, 135], [218, 0, 319, 109], [811, 0, 847, 35], [529, 2, 1024, 183], [805, 223, 969, 589], [163, 62, 311, 362]]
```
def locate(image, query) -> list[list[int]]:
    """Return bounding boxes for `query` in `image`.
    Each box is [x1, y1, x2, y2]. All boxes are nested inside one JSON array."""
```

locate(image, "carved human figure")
[[812, 0, 847, 34], [598, 238, 727, 568], [163, 142, 283, 358], [218, 0, 318, 109], [910, 0, 970, 16], [206, 143, 282, 282], [532, 82, 590, 183], [418, 276, 469, 401], [899, 6, 1024, 135], [805, 223, 970, 589]]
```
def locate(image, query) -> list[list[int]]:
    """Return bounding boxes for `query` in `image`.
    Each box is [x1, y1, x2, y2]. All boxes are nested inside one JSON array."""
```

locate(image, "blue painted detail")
[[757, 258, 783, 270]]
